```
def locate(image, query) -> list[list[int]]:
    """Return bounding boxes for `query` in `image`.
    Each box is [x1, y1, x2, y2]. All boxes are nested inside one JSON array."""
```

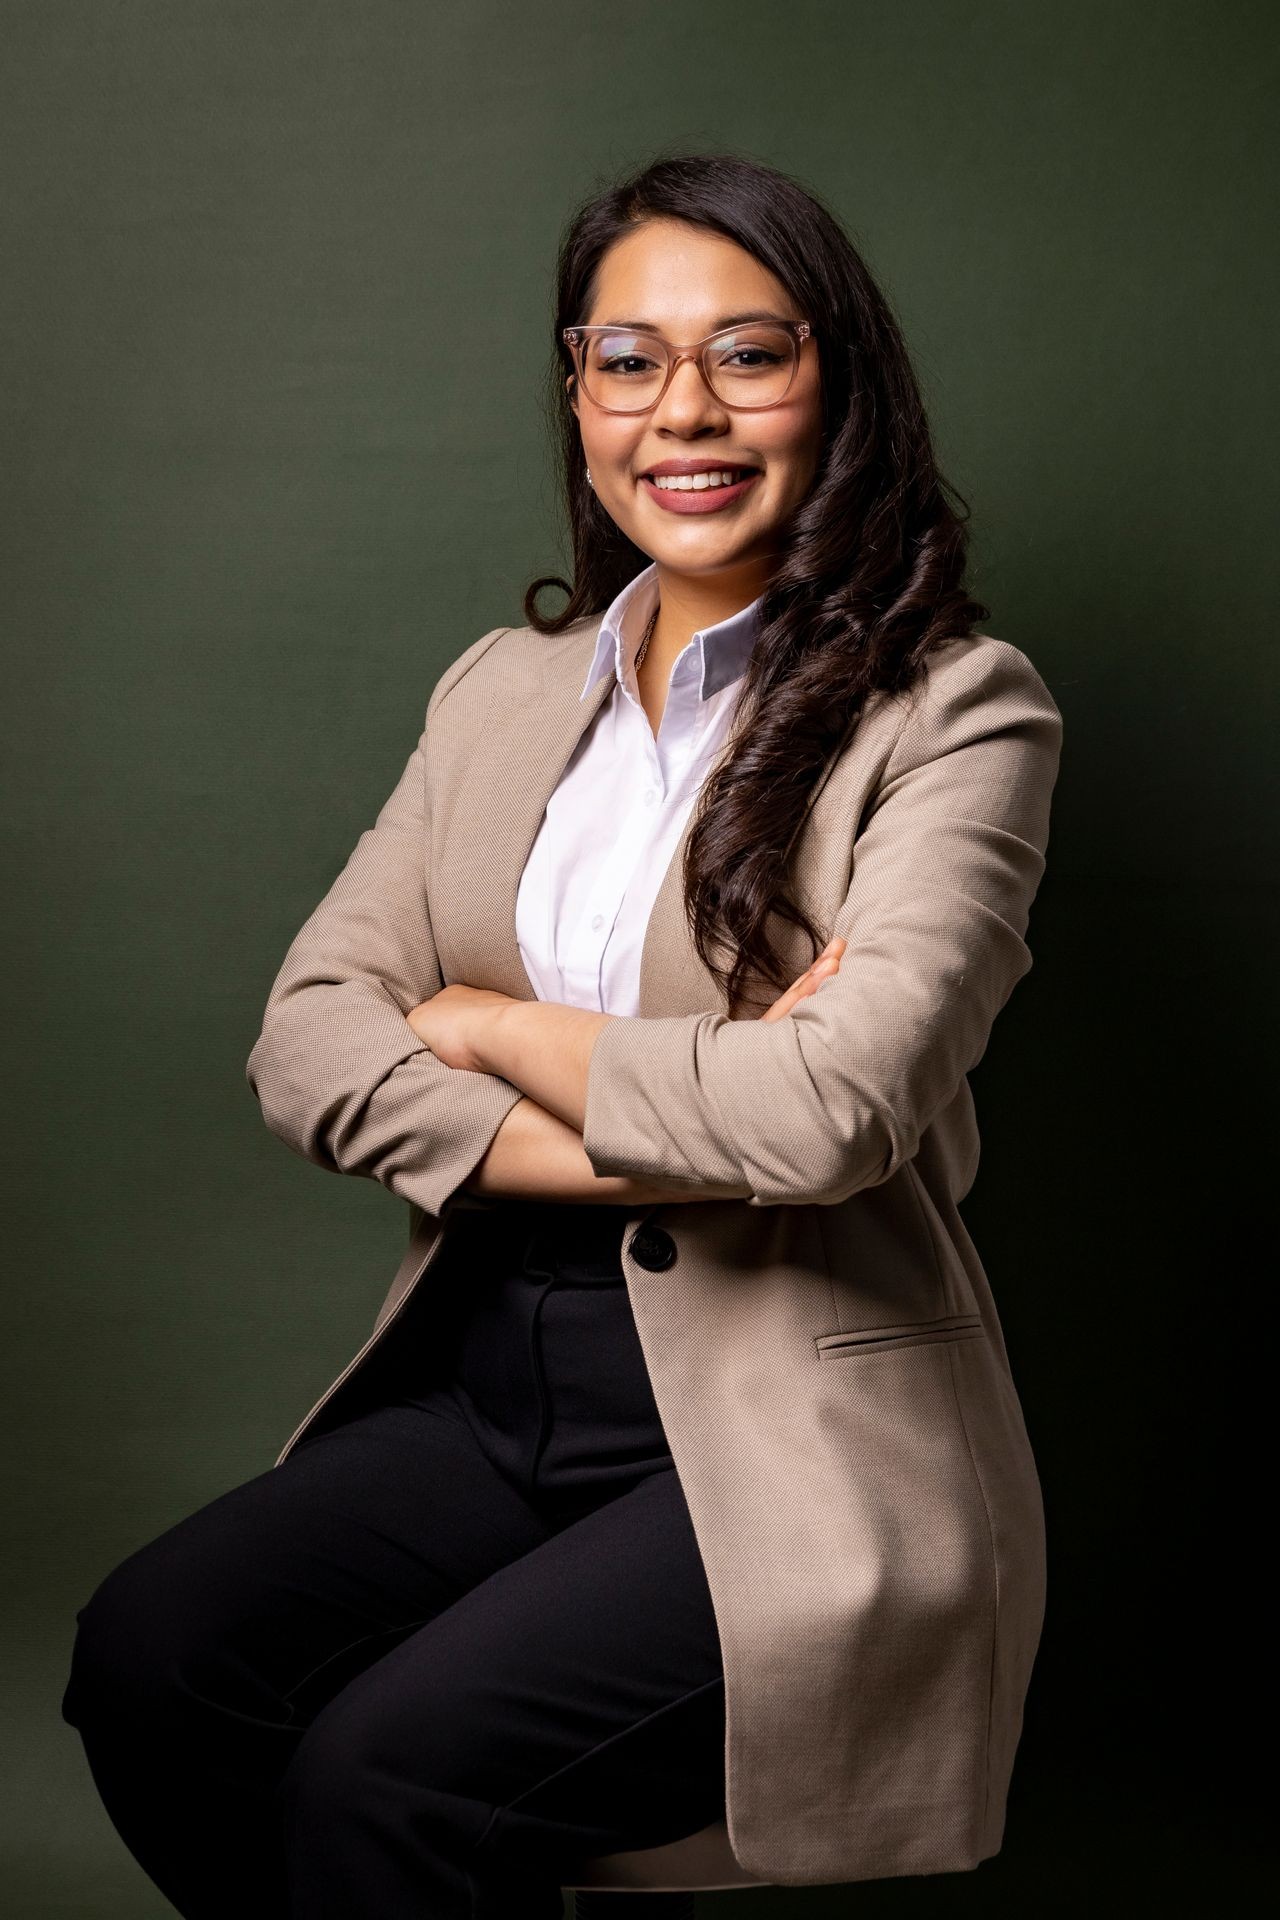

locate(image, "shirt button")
[[643, 789, 657, 806], [591, 913, 604, 930]]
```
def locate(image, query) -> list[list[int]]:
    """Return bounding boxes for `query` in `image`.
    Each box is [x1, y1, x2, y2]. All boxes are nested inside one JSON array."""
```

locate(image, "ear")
[[565, 372, 579, 420]]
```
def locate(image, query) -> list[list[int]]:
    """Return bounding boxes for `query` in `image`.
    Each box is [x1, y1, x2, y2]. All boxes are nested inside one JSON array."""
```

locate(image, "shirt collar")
[[578, 561, 763, 703]]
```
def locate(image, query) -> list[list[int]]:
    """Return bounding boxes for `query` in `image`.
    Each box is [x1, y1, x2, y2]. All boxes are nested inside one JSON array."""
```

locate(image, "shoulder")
[[425, 615, 599, 726], [425, 624, 514, 718], [884, 631, 1064, 771], [906, 630, 1062, 721]]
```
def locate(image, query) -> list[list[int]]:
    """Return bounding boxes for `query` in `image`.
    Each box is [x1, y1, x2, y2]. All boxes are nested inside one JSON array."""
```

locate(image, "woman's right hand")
[[759, 935, 846, 1023]]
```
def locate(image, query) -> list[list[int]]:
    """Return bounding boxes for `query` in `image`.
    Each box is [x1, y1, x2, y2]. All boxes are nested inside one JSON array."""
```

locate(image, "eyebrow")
[[591, 309, 794, 333]]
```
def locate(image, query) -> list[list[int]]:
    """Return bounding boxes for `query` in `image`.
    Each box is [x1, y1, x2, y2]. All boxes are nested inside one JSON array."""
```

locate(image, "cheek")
[[583, 416, 641, 472], [767, 376, 824, 484], [758, 381, 822, 475], [761, 422, 822, 496]]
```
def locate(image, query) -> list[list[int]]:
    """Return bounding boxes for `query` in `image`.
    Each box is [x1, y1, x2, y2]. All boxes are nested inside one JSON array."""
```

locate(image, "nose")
[[649, 354, 728, 435]]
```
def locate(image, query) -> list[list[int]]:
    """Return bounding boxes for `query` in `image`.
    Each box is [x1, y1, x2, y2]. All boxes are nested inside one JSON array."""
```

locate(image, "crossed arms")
[[245, 633, 1062, 1216]]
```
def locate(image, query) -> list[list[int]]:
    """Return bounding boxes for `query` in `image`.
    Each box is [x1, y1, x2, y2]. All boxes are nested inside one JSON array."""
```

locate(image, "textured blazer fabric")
[[245, 614, 1064, 1886]]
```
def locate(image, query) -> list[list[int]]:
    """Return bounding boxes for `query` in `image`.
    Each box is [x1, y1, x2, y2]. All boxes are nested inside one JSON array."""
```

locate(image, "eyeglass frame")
[[561, 319, 813, 415]]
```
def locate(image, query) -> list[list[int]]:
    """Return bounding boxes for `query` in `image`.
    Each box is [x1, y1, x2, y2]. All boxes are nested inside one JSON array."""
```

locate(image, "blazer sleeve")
[[244, 625, 526, 1220], [580, 636, 1064, 1208]]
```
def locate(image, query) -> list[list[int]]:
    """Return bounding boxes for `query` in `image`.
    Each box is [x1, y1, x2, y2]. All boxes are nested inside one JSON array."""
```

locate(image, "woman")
[[62, 154, 1063, 1914]]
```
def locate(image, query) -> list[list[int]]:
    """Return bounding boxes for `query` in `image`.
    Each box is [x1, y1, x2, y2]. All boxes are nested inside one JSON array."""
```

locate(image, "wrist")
[[472, 995, 524, 1078]]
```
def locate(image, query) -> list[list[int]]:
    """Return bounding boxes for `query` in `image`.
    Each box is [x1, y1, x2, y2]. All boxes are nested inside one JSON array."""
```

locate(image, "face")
[[567, 218, 823, 585]]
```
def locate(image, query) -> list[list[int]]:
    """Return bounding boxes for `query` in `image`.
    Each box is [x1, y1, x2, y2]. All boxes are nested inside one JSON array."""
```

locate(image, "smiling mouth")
[[641, 466, 760, 492]]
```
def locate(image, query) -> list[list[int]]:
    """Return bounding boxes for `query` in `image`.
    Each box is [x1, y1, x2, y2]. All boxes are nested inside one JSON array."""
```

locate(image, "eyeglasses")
[[562, 319, 812, 414]]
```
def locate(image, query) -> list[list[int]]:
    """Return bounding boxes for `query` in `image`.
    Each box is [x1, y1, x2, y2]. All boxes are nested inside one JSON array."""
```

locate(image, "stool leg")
[[573, 1893, 696, 1920]]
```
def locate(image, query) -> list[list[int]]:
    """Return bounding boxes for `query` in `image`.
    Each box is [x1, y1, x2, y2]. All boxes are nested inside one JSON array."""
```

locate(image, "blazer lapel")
[[472, 615, 735, 1019]]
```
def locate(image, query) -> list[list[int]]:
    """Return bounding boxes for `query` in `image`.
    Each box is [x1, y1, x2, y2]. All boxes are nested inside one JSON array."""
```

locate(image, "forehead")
[[585, 219, 797, 334]]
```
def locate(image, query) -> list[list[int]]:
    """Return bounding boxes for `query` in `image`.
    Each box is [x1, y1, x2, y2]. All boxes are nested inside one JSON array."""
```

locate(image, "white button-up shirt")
[[515, 561, 762, 1017]]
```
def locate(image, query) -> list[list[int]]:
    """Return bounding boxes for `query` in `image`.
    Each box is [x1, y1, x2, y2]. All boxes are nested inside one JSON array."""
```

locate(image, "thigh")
[[279, 1462, 726, 1874], [63, 1393, 551, 1729]]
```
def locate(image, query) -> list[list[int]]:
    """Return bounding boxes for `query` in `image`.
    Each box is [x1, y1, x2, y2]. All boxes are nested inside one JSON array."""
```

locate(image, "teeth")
[[650, 469, 750, 491]]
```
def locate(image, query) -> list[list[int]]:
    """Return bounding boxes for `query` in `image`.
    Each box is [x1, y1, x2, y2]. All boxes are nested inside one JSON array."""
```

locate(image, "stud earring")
[[586, 466, 592, 487]]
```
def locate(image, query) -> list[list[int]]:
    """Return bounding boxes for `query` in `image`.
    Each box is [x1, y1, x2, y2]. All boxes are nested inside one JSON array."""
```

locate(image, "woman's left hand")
[[406, 984, 516, 1073]]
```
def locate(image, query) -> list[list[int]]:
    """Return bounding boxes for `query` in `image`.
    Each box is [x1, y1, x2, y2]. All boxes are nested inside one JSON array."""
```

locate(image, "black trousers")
[[60, 1202, 727, 1918]]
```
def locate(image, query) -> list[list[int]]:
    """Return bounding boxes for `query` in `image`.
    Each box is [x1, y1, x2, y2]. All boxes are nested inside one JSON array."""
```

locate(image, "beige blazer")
[[245, 614, 1064, 1886]]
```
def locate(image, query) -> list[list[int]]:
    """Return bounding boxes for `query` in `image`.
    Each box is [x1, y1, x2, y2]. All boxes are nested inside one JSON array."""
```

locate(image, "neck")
[[645, 558, 767, 670]]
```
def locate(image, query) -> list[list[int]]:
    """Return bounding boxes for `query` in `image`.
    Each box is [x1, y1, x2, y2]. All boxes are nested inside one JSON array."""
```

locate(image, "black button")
[[627, 1225, 676, 1271]]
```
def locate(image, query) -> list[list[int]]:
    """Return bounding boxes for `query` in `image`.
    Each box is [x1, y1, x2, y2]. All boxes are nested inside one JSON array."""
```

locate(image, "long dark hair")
[[523, 151, 990, 1013]]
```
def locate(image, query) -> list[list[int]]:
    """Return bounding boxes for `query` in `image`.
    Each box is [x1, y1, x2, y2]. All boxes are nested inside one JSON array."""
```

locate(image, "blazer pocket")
[[814, 1311, 985, 1357]]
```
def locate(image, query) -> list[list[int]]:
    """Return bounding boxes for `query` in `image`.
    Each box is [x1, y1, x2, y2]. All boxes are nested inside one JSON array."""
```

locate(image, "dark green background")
[[4, 2, 1272, 1911]]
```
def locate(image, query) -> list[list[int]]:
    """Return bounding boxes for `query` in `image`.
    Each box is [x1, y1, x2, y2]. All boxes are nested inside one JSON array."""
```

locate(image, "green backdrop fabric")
[[4, 2, 1272, 1910]]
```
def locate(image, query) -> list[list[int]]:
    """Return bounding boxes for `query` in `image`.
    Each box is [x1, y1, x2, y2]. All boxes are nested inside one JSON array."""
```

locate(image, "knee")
[[275, 1687, 384, 1836], [61, 1541, 195, 1732], [276, 1662, 479, 1841]]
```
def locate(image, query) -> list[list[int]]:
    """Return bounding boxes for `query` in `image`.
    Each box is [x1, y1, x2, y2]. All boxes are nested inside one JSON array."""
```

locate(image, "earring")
[[586, 466, 592, 487]]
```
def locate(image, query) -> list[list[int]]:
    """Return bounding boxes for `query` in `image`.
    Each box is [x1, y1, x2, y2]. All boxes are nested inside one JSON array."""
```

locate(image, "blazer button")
[[627, 1225, 677, 1271]]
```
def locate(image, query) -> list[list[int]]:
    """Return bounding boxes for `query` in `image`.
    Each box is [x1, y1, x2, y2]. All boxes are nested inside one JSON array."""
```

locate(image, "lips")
[[637, 467, 763, 515]]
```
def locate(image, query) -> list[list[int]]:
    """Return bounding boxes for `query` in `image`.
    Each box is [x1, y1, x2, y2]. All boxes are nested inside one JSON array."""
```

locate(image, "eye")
[[586, 330, 667, 380], [599, 351, 661, 375], [716, 344, 784, 369]]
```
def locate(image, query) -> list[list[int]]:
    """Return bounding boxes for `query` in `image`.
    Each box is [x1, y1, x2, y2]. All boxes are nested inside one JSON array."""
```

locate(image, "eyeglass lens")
[[577, 325, 799, 411]]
